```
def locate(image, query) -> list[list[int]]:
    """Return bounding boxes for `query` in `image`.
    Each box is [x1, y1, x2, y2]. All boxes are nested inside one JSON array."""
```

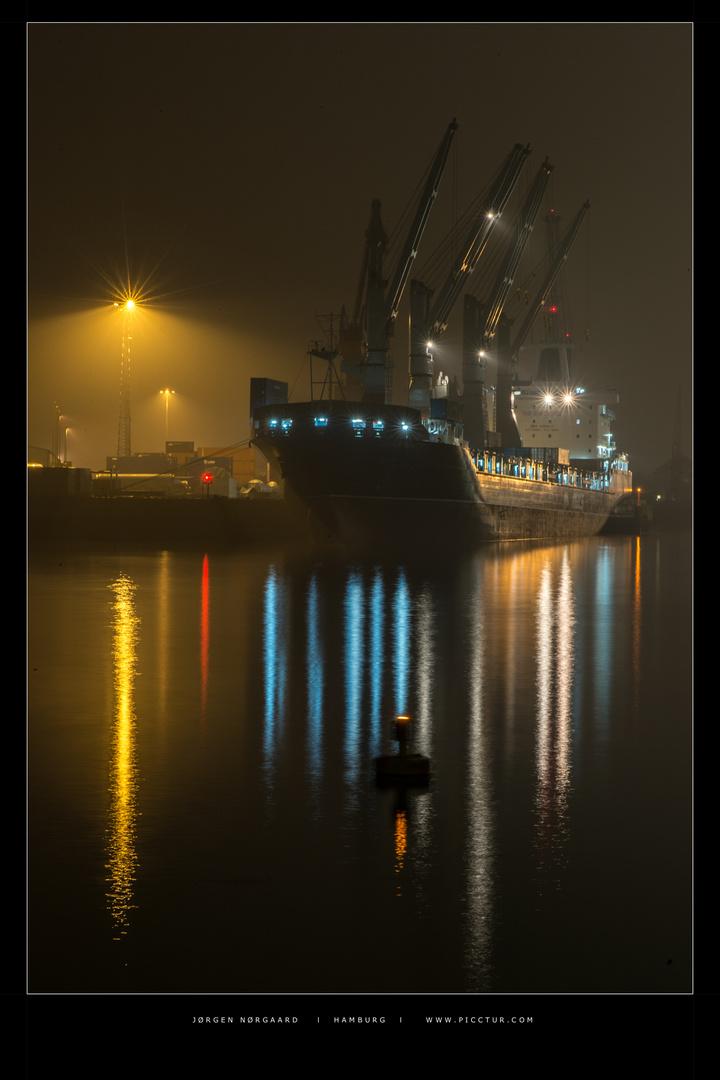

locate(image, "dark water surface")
[[28, 531, 692, 1009]]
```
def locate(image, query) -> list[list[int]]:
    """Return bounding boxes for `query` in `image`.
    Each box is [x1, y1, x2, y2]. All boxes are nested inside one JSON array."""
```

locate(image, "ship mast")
[[309, 312, 346, 402]]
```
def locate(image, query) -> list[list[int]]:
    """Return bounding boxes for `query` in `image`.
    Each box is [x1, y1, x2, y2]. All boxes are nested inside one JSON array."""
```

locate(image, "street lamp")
[[159, 388, 175, 448], [114, 301, 136, 459]]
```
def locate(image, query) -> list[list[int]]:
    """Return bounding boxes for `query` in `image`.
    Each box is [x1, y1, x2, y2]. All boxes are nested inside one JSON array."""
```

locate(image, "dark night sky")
[[27, 22, 692, 476]]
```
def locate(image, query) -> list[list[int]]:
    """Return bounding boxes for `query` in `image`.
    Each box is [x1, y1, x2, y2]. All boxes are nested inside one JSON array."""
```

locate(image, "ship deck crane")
[[461, 158, 553, 448], [341, 119, 458, 405], [408, 143, 531, 412]]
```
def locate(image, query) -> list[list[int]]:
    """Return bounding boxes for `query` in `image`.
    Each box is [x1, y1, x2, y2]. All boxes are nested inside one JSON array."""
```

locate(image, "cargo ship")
[[251, 400, 630, 549], [252, 121, 632, 549]]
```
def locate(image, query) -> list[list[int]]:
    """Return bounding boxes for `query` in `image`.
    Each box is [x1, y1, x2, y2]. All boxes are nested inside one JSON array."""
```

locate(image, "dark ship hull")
[[252, 401, 629, 550]]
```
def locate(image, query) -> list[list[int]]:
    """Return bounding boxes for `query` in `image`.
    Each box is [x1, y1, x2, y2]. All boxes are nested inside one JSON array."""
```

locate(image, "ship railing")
[[472, 451, 611, 491]]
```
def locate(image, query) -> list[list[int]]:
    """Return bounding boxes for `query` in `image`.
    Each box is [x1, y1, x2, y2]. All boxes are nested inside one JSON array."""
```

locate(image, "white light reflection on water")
[[463, 556, 495, 990], [534, 550, 575, 891], [105, 574, 140, 940], [413, 582, 434, 757]]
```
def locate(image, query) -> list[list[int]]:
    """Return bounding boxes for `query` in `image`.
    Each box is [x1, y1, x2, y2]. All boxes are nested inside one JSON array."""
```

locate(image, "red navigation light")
[[202, 473, 213, 484]]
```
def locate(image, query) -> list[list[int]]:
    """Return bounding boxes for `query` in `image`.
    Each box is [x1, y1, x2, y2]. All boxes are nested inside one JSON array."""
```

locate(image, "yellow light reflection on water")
[[394, 810, 408, 897], [106, 574, 141, 940]]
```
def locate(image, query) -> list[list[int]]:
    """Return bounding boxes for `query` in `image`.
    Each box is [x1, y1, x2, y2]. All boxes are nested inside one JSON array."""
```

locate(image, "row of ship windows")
[[265, 417, 415, 435]]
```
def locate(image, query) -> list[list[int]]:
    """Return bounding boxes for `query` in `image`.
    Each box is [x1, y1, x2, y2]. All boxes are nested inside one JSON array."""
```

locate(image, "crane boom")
[[510, 199, 590, 361], [382, 119, 458, 329], [481, 157, 553, 344], [424, 143, 531, 340]]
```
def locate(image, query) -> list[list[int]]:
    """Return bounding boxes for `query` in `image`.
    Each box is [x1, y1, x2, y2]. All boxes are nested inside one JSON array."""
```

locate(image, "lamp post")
[[159, 388, 175, 449], [52, 404, 62, 463], [114, 299, 135, 459]]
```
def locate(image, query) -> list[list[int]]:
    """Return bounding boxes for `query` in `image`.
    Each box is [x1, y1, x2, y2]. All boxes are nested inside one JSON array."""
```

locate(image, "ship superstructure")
[[509, 207, 630, 479]]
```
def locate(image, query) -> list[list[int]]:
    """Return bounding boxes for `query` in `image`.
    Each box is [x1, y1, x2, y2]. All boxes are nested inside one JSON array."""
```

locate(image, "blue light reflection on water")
[[343, 570, 364, 785], [369, 569, 384, 742], [305, 574, 323, 789], [393, 569, 410, 717], [262, 564, 288, 779], [591, 542, 617, 735]]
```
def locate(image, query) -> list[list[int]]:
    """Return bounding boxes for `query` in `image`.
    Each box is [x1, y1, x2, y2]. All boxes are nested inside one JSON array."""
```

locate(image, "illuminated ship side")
[[252, 401, 630, 549]]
